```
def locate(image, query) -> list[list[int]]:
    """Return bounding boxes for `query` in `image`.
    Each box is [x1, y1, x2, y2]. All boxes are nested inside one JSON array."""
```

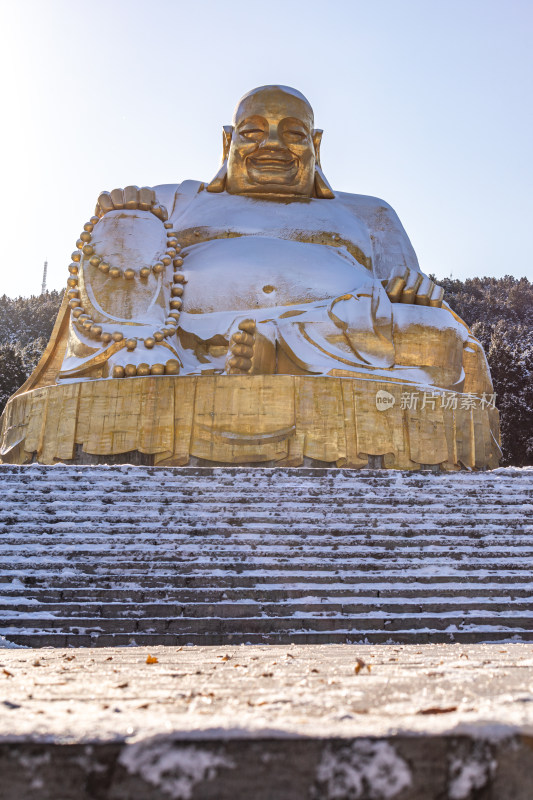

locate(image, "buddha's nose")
[[260, 124, 285, 150]]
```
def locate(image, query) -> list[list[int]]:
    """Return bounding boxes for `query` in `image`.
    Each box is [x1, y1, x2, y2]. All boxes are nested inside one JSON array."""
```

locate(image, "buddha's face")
[[226, 87, 316, 197]]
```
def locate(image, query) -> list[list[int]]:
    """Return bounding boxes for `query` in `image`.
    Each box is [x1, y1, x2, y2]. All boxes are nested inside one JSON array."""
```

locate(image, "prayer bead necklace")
[[66, 214, 187, 375]]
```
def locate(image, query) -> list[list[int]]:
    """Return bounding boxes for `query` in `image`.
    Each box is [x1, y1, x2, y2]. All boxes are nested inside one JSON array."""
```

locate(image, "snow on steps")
[[0, 465, 532, 647]]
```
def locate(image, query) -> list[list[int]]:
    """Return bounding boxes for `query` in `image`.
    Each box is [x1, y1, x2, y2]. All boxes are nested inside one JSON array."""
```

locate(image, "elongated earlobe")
[[207, 126, 233, 193], [314, 166, 335, 199], [312, 129, 334, 199], [206, 161, 228, 193]]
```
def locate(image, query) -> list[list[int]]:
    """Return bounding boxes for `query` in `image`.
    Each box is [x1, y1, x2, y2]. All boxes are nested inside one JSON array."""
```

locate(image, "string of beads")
[[66, 211, 186, 375]]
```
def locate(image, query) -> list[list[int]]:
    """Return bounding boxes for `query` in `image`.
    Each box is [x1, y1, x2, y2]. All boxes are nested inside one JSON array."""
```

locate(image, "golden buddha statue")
[[0, 85, 500, 469]]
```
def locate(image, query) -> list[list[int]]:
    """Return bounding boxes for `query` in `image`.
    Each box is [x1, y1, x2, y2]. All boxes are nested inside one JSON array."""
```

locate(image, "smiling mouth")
[[248, 154, 297, 171]]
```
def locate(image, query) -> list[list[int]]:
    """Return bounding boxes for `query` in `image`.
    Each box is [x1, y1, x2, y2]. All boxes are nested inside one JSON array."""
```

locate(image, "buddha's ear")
[[312, 129, 323, 167], [312, 129, 335, 199], [207, 125, 233, 193], [222, 125, 233, 160]]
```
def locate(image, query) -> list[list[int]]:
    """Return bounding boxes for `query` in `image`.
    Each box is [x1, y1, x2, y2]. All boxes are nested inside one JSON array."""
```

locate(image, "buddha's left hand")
[[94, 186, 168, 222], [384, 266, 444, 307]]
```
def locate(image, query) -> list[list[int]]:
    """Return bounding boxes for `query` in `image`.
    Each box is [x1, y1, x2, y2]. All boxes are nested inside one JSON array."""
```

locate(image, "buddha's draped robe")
[[57, 180, 491, 394]]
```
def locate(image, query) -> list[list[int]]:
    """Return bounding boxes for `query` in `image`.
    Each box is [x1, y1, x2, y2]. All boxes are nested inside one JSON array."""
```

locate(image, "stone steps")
[[3, 552, 533, 564], [6, 630, 533, 649], [4, 611, 531, 628], [4, 544, 533, 553], [4, 599, 532, 615], [0, 464, 531, 646], [4, 571, 532, 584], [4, 586, 533, 600]]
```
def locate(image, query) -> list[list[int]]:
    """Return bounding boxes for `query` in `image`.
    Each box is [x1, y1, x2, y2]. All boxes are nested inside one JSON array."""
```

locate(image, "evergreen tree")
[[0, 291, 63, 415], [0, 290, 62, 349], [0, 345, 28, 413], [474, 320, 533, 466]]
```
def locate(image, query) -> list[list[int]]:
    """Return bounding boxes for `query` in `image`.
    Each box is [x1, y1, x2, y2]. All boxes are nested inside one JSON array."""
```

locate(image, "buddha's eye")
[[240, 128, 264, 139], [285, 130, 306, 141]]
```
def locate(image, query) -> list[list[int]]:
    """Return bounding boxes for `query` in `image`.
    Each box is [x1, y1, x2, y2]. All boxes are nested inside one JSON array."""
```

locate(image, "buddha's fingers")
[[238, 319, 256, 334], [232, 343, 254, 358], [96, 186, 161, 218], [110, 188, 125, 210], [228, 356, 252, 372], [414, 276, 434, 306], [233, 331, 254, 346], [152, 203, 168, 221], [386, 266, 409, 303], [139, 187, 155, 211], [400, 271, 423, 304], [429, 284, 445, 308], [226, 320, 256, 374], [124, 185, 141, 210], [97, 191, 114, 216]]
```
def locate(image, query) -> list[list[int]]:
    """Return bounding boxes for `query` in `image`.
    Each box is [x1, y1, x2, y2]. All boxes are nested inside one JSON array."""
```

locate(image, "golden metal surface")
[[0, 84, 499, 469], [165, 359, 180, 376], [0, 376, 500, 469], [209, 86, 324, 199], [110, 188, 124, 209], [124, 185, 140, 210]]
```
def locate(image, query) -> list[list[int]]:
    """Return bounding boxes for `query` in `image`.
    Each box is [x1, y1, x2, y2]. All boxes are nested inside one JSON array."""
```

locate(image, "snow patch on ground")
[[314, 740, 411, 799], [119, 738, 235, 799]]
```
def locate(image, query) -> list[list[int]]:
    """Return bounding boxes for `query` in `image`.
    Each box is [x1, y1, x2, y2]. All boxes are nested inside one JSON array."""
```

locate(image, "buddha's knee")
[[392, 306, 467, 388]]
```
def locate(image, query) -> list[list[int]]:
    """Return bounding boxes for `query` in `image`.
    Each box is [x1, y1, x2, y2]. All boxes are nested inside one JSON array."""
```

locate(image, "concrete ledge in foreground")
[[1, 643, 533, 798]]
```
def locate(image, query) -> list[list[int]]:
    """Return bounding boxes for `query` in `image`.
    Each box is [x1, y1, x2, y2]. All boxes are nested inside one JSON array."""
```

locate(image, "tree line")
[[0, 277, 531, 466]]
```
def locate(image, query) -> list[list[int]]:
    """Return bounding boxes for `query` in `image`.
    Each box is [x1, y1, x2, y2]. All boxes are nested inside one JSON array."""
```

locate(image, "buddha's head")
[[207, 85, 334, 199]]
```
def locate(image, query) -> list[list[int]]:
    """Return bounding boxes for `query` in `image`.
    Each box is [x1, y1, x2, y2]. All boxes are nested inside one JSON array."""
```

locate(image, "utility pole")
[[41, 260, 48, 295]]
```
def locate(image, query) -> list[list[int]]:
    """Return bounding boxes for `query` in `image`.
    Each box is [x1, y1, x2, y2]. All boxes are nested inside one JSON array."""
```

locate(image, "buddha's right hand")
[[94, 186, 168, 221], [385, 266, 444, 307]]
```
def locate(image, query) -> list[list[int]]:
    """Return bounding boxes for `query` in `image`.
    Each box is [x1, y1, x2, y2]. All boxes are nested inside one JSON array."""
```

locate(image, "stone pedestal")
[[0, 375, 500, 469]]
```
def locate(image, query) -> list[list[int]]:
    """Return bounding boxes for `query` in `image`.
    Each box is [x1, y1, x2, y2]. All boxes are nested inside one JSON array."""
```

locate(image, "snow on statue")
[[0, 85, 500, 470]]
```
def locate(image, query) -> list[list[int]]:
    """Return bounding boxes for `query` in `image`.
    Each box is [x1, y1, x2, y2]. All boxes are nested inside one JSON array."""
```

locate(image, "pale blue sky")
[[0, 0, 531, 297]]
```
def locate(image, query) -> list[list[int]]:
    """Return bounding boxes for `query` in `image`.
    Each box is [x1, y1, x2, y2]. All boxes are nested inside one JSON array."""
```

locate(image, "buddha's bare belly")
[[180, 236, 373, 314]]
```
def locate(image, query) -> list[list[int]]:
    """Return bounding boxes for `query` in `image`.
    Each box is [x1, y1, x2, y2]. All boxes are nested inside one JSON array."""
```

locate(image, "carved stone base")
[[0, 375, 500, 469]]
